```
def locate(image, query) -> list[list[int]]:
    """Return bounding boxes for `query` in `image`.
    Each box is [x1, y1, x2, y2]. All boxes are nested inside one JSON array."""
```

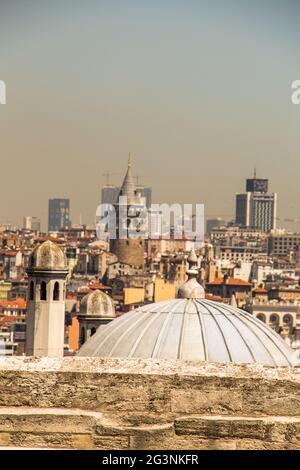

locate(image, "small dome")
[[80, 290, 115, 318], [77, 298, 298, 367], [178, 277, 205, 299], [28, 240, 67, 271]]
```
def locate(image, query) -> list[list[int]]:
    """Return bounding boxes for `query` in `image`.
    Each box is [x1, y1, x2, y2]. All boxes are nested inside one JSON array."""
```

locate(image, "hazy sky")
[[1, 0, 300, 230]]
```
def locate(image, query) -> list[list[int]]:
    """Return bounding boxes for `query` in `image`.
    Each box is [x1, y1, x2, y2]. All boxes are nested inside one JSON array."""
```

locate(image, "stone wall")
[[111, 238, 144, 267], [0, 357, 300, 449]]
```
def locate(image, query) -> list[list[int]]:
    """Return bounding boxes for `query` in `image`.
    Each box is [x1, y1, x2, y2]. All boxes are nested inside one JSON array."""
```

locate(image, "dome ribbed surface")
[[28, 240, 67, 271], [80, 290, 115, 318], [78, 298, 298, 366]]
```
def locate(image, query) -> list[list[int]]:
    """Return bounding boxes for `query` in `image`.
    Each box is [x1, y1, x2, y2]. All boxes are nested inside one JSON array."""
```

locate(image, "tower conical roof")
[[118, 154, 136, 202]]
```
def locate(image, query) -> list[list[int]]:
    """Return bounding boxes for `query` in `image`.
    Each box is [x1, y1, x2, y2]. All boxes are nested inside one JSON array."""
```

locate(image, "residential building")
[[268, 232, 300, 256]]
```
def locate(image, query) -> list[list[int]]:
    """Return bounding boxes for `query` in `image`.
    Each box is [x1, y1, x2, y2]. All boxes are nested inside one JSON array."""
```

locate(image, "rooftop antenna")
[[254, 167, 257, 179]]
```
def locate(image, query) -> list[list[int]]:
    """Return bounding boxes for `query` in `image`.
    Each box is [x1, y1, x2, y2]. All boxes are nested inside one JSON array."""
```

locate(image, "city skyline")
[[0, 167, 297, 232], [1, 1, 300, 230], [2, 1, 300, 453]]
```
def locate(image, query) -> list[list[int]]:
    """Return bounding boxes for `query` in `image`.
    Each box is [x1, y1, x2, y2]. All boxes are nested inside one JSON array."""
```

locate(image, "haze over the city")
[[1, 0, 300, 230]]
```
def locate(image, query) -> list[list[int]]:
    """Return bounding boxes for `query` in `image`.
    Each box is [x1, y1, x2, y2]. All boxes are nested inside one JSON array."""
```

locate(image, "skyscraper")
[[136, 186, 152, 209], [249, 192, 277, 232], [48, 198, 70, 232], [246, 172, 268, 193], [235, 174, 277, 232], [235, 193, 251, 227], [101, 185, 120, 206], [23, 216, 41, 232]]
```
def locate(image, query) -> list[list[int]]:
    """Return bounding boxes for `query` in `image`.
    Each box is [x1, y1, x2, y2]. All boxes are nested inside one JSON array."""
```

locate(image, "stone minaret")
[[26, 240, 69, 357], [77, 289, 116, 347]]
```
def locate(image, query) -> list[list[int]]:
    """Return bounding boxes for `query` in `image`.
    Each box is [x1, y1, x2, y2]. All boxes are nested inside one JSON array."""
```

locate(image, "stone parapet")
[[0, 357, 299, 449]]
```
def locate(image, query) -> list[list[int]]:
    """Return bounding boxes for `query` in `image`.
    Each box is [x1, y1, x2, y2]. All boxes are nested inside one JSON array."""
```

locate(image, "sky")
[[0, 0, 300, 230]]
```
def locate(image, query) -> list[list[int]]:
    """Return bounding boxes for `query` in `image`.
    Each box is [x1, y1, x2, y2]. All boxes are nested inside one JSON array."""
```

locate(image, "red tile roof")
[[0, 250, 18, 257], [0, 298, 27, 309], [0, 315, 26, 325], [89, 283, 112, 290], [207, 277, 252, 287], [36, 237, 65, 244], [205, 293, 224, 302]]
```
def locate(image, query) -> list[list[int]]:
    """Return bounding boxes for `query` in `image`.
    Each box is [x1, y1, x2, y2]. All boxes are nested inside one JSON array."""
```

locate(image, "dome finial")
[[178, 248, 204, 299], [128, 152, 132, 168], [230, 293, 237, 308], [187, 247, 198, 269]]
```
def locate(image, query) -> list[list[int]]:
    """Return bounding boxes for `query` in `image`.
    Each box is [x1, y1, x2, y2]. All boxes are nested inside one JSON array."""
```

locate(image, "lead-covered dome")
[[80, 290, 116, 319], [28, 240, 67, 271], [178, 277, 205, 299], [78, 297, 298, 367]]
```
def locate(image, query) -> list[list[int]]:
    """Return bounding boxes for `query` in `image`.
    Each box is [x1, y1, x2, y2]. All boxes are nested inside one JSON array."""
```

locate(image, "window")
[[270, 314, 279, 324], [91, 327, 96, 336], [257, 313, 266, 323], [29, 281, 34, 300], [40, 281, 47, 301], [283, 315, 293, 325], [80, 327, 86, 345], [53, 281, 60, 301]]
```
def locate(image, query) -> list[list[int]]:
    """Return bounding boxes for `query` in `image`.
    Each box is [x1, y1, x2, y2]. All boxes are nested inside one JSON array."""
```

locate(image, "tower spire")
[[178, 248, 205, 299], [118, 153, 136, 202]]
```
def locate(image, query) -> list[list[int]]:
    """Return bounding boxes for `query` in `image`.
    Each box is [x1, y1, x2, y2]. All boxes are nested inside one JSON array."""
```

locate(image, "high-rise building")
[[235, 193, 251, 227], [246, 177, 268, 193], [235, 174, 277, 232], [48, 198, 70, 232], [148, 208, 163, 238], [249, 192, 277, 232], [23, 216, 41, 232], [101, 185, 120, 206], [136, 186, 152, 209]]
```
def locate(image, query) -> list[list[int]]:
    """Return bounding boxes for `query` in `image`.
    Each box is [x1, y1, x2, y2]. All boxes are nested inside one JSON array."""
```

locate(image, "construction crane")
[[102, 172, 120, 185], [134, 175, 149, 186]]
